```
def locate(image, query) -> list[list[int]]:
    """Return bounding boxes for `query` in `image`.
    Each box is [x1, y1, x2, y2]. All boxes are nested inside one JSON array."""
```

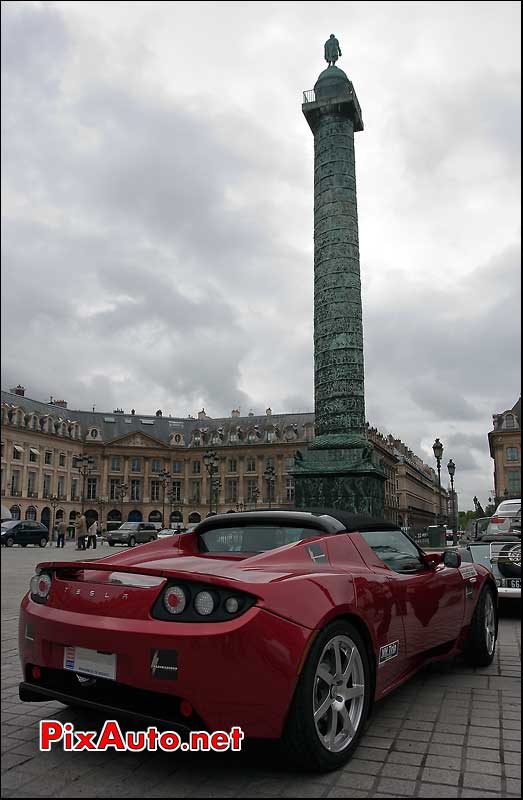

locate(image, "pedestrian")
[[87, 519, 98, 549], [56, 517, 67, 548], [76, 512, 87, 551]]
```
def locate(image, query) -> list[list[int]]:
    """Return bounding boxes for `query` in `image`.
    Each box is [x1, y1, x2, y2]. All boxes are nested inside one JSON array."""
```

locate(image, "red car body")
[[19, 511, 496, 745]]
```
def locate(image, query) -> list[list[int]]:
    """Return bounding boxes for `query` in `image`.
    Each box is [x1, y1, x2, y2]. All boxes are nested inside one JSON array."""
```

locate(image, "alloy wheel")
[[312, 634, 365, 753], [484, 591, 496, 655]]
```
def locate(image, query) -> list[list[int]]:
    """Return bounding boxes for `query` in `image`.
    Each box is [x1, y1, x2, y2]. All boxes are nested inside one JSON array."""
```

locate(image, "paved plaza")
[[1, 545, 521, 799]]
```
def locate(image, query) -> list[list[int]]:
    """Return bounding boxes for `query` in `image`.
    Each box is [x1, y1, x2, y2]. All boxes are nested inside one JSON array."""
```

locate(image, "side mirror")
[[423, 552, 442, 570], [442, 550, 462, 568]]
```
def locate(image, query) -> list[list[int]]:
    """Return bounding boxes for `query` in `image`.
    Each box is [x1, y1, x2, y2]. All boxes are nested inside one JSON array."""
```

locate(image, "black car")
[[1, 520, 49, 548]]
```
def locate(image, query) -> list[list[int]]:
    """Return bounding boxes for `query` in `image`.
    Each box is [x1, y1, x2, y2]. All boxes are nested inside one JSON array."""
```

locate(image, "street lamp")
[[49, 493, 59, 544], [117, 482, 128, 523], [263, 465, 276, 509], [158, 469, 171, 527], [447, 459, 457, 545], [203, 450, 217, 517], [235, 501, 245, 512], [432, 438, 444, 526], [73, 454, 95, 514]]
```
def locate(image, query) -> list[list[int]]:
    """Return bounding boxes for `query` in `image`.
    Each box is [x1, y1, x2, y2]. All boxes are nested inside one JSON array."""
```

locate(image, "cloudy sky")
[[1, 1, 520, 507]]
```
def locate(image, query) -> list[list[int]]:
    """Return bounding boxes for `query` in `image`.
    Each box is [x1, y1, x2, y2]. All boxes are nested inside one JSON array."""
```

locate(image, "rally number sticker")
[[379, 640, 399, 665], [459, 564, 477, 580]]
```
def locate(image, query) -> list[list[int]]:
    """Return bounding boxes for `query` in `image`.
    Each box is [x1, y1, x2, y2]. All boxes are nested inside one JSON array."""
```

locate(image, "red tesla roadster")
[[19, 510, 498, 771]]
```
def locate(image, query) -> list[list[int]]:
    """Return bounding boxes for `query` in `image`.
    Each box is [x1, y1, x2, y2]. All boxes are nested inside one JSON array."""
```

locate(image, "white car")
[[486, 499, 521, 538]]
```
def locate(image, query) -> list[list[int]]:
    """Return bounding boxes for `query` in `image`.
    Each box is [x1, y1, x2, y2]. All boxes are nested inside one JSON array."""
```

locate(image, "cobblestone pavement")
[[2, 545, 521, 798]]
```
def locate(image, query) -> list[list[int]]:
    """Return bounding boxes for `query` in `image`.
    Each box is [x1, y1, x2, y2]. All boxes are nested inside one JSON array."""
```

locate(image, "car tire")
[[464, 586, 497, 667], [108, 542, 115, 547], [281, 620, 372, 772], [6, 536, 15, 548], [497, 543, 521, 579], [39, 537, 48, 548], [21, 544, 27, 548], [128, 536, 136, 548]]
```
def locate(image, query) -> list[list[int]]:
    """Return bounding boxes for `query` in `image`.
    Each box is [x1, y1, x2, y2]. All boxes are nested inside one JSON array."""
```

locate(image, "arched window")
[[25, 506, 37, 521], [10, 505, 21, 520], [169, 510, 183, 523], [107, 509, 122, 521], [505, 414, 516, 429], [247, 430, 256, 443], [188, 511, 201, 524], [149, 510, 162, 523], [193, 432, 201, 446], [128, 509, 143, 522]]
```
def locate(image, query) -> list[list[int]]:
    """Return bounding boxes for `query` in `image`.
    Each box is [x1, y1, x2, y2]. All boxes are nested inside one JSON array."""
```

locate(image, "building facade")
[[2, 386, 446, 532], [488, 398, 521, 501]]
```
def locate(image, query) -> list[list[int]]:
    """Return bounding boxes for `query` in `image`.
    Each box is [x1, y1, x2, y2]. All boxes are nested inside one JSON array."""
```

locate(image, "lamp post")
[[251, 486, 260, 510], [96, 496, 108, 534], [73, 454, 95, 514], [432, 438, 444, 526], [235, 501, 245, 512], [49, 493, 59, 544], [263, 465, 276, 509], [117, 482, 128, 523], [447, 459, 457, 545], [212, 476, 221, 514], [158, 469, 171, 527], [203, 450, 217, 517]]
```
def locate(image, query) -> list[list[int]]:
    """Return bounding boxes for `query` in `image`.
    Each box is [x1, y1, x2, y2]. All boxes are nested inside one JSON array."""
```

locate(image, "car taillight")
[[163, 586, 187, 615], [29, 571, 52, 603], [154, 581, 256, 622], [490, 517, 505, 524]]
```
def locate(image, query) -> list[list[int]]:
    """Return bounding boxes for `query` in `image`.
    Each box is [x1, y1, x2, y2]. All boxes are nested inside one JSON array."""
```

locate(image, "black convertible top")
[[195, 508, 400, 536]]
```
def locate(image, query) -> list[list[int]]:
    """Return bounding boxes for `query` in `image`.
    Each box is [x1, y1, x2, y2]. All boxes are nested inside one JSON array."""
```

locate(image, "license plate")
[[63, 646, 116, 680], [496, 578, 521, 589]]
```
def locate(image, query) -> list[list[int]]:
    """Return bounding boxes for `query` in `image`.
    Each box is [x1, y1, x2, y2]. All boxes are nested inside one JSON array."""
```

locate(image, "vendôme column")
[[293, 35, 385, 515]]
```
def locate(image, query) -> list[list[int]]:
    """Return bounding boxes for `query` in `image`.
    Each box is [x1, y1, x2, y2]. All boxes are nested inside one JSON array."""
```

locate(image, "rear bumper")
[[19, 596, 311, 738], [19, 679, 193, 735], [497, 587, 521, 598]]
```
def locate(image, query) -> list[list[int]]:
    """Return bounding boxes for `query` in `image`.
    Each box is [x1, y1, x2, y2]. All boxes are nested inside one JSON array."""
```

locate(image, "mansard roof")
[[1, 389, 314, 447]]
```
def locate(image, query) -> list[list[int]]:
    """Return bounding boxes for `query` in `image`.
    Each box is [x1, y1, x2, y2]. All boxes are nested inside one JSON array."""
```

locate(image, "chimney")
[[54, 399, 68, 408], [11, 385, 25, 396], [156, 409, 163, 417], [197, 408, 209, 420], [231, 409, 240, 418], [266, 407, 272, 416]]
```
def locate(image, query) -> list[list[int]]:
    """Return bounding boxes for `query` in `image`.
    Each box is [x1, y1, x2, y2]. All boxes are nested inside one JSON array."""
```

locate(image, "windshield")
[[119, 523, 139, 530], [199, 525, 318, 553], [1, 521, 18, 530]]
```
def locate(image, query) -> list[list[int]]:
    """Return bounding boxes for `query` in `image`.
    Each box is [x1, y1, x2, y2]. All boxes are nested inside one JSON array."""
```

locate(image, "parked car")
[[105, 522, 158, 547], [20, 509, 497, 772], [1, 520, 49, 548], [460, 537, 520, 600], [157, 527, 181, 538], [486, 499, 521, 538]]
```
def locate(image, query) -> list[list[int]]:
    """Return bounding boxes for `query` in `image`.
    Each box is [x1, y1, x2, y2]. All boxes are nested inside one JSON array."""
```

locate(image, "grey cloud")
[[1, 1, 520, 510]]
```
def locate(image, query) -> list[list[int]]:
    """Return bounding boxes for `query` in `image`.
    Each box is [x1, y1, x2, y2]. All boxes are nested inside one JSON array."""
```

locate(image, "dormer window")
[[193, 432, 201, 446], [247, 431, 256, 443], [505, 414, 516, 429]]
